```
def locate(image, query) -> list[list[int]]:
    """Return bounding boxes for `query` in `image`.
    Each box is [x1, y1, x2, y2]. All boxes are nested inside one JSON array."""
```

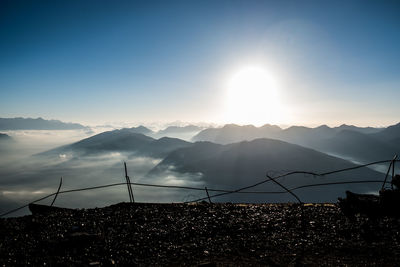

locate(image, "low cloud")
[[0, 133, 203, 216]]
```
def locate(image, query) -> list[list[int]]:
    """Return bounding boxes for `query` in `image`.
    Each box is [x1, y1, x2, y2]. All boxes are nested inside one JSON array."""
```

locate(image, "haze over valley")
[[1, 117, 399, 216]]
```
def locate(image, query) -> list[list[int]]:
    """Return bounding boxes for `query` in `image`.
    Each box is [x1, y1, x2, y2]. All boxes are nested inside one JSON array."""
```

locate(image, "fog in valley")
[[2, 121, 397, 217], [0, 128, 210, 216]]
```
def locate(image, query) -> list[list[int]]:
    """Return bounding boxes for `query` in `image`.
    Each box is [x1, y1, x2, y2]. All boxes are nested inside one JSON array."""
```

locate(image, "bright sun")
[[224, 65, 283, 126]]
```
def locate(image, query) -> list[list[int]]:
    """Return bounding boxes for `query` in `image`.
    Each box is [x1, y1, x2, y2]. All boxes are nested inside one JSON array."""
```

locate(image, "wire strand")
[[0, 159, 395, 217]]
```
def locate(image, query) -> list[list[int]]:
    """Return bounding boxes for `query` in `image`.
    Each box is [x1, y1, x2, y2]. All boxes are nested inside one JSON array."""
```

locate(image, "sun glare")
[[224, 65, 283, 126]]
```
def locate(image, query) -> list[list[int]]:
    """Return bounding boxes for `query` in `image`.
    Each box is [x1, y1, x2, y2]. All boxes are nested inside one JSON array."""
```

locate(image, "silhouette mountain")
[[149, 138, 382, 202], [41, 128, 192, 158], [317, 130, 396, 162], [192, 124, 281, 144], [157, 125, 202, 135], [193, 124, 383, 145], [152, 125, 204, 140], [0, 117, 87, 130], [278, 125, 335, 148], [372, 122, 400, 144], [336, 124, 382, 134], [192, 123, 399, 164]]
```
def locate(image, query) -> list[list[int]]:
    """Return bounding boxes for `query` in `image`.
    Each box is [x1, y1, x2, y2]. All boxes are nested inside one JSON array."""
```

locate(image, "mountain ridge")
[[191, 123, 398, 164], [0, 117, 88, 130], [39, 128, 193, 158], [149, 137, 382, 202]]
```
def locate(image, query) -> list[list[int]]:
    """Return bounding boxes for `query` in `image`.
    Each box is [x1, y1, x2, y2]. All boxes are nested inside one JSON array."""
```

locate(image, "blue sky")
[[1, 0, 399, 126]]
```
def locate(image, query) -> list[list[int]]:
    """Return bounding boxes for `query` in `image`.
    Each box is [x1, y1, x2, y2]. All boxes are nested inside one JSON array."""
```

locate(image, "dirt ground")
[[1, 202, 400, 266]]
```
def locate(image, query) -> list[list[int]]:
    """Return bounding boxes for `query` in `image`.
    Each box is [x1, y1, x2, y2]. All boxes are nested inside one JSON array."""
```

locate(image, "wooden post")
[[205, 187, 212, 204], [392, 159, 395, 180], [382, 155, 397, 190], [124, 162, 135, 203], [50, 177, 63, 206]]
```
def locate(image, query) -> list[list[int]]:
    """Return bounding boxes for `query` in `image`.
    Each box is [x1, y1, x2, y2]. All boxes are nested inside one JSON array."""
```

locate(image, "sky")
[[0, 0, 399, 127]]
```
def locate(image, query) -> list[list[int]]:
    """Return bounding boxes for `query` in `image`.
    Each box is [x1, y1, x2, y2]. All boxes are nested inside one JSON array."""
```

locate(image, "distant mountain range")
[[192, 124, 382, 144], [149, 125, 204, 141], [106, 125, 204, 140], [157, 125, 203, 135], [0, 117, 88, 130], [192, 123, 399, 163], [40, 121, 400, 167], [192, 124, 281, 145]]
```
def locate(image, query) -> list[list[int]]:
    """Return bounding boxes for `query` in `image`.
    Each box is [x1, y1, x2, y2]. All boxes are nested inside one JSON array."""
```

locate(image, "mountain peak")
[[129, 125, 153, 135], [317, 124, 331, 129]]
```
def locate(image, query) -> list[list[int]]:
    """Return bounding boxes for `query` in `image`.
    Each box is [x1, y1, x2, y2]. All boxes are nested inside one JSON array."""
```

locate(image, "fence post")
[[382, 155, 397, 190], [50, 177, 63, 206], [205, 187, 212, 204], [124, 162, 135, 203], [392, 158, 396, 181]]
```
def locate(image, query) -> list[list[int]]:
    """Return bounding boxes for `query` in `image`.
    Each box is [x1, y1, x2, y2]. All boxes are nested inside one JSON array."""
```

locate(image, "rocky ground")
[[1, 202, 400, 266]]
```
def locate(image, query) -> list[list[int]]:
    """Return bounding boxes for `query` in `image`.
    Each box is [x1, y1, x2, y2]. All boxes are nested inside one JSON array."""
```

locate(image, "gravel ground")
[[1, 202, 400, 266]]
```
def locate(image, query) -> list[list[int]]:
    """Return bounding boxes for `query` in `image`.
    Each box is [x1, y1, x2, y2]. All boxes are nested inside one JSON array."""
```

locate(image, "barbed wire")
[[0, 159, 396, 217], [184, 158, 396, 203]]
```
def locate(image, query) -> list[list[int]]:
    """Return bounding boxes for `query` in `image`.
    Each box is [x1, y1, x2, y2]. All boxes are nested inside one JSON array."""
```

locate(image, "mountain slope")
[[145, 137, 193, 157], [316, 130, 397, 162], [372, 122, 400, 144], [150, 138, 382, 202]]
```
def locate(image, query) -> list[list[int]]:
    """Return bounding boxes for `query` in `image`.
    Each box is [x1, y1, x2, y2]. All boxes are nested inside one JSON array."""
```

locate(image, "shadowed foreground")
[[1, 203, 400, 266]]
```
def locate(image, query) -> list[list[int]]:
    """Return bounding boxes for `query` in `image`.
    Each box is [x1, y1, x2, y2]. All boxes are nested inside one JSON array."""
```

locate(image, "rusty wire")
[[1, 159, 397, 217]]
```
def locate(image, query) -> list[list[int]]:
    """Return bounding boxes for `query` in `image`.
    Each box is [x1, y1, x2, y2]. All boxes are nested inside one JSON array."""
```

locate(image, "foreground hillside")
[[1, 203, 400, 266]]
